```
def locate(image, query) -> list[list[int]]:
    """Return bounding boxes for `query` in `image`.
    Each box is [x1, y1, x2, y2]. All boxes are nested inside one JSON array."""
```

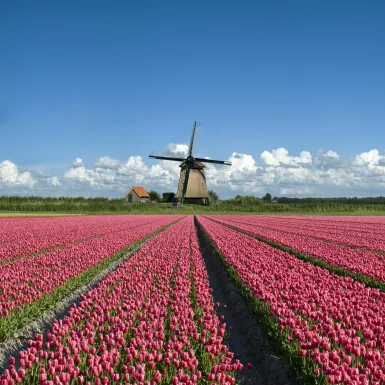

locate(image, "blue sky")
[[1, 0, 385, 198]]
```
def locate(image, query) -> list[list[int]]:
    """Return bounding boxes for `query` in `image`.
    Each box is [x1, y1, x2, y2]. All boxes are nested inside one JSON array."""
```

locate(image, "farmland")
[[1, 215, 385, 384]]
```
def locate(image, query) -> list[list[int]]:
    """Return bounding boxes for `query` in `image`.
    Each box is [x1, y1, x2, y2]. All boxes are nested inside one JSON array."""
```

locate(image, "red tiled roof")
[[131, 186, 150, 198]]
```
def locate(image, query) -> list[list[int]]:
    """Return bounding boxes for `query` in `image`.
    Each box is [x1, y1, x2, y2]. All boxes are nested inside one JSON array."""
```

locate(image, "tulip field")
[[205, 215, 385, 286], [1, 214, 385, 384], [0, 216, 182, 341], [0, 216, 176, 264], [198, 216, 385, 385]]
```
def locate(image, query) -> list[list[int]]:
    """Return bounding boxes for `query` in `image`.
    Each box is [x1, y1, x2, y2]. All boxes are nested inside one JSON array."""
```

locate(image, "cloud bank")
[[2, 146, 385, 198]]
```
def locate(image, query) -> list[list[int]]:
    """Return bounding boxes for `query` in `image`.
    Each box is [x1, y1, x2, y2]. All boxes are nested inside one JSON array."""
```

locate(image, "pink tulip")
[[0, 217, 240, 385], [198, 215, 385, 384], [0, 215, 181, 318]]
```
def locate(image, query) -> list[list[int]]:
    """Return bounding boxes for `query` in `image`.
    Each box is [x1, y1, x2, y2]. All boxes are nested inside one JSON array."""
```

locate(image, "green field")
[[2, 208, 385, 217], [1, 196, 385, 216], [0, 212, 85, 217]]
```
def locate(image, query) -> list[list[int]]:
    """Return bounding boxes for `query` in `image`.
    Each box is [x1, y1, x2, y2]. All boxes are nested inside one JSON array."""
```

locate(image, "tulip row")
[[205, 215, 385, 286], [198, 215, 385, 385], [210, 215, 385, 252], [0, 216, 172, 264], [0, 216, 182, 341], [0, 216, 239, 385]]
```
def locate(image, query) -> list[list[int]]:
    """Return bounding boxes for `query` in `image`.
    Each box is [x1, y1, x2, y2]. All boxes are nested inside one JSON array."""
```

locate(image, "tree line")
[[1, 194, 385, 214], [148, 190, 220, 203], [274, 196, 385, 205]]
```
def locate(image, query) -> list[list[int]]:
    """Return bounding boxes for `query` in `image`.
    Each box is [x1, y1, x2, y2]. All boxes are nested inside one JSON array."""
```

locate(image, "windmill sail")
[[188, 121, 197, 156]]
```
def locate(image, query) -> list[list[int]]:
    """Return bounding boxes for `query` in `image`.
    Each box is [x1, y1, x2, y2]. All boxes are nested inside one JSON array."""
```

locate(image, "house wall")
[[127, 190, 140, 202], [127, 190, 150, 203]]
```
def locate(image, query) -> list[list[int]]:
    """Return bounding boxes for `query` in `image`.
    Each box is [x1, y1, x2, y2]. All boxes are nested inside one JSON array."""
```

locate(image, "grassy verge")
[[195, 218, 327, 385], [2, 201, 385, 217], [3, 211, 385, 218], [0, 221, 178, 342], [213, 219, 385, 293], [0, 212, 85, 217]]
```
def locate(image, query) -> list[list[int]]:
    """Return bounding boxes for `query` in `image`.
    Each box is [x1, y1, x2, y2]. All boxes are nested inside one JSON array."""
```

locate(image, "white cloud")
[[205, 152, 263, 194], [65, 154, 178, 191], [94, 156, 121, 170], [280, 187, 313, 195], [314, 150, 343, 170], [0, 160, 36, 188], [72, 158, 84, 168], [65, 162, 97, 186], [325, 150, 339, 159], [166, 144, 189, 156], [261, 147, 312, 167], [43, 176, 61, 186], [206, 147, 385, 196], [4, 146, 385, 198], [354, 149, 383, 166]]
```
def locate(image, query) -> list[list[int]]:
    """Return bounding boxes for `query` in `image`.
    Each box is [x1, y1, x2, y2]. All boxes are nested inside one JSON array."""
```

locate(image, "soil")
[[195, 216, 300, 385]]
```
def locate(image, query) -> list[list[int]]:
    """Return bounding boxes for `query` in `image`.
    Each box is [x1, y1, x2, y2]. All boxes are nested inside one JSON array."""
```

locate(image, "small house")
[[125, 186, 150, 203]]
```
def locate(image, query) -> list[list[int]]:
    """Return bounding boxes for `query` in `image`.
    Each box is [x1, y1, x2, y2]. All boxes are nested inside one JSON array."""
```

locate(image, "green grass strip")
[[196, 218, 329, 385], [0, 220, 179, 342], [207, 217, 385, 293]]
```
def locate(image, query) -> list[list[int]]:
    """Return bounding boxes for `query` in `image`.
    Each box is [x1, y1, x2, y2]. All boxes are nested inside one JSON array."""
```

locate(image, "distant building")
[[125, 186, 150, 203]]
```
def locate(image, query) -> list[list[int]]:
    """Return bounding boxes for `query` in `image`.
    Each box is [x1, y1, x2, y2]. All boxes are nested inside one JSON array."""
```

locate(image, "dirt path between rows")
[[195, 217, 300, 385]]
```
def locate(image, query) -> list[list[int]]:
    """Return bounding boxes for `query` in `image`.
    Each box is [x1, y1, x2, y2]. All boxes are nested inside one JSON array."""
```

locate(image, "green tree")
[[262, 193, 272, 203], [226, 195, 262, 206], [148, 190, 161, 202], [162, 192, 175, 203], [208, 190, 219, 203]]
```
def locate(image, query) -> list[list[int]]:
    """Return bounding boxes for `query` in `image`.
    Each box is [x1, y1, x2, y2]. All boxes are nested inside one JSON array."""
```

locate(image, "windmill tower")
[[149, 121, 231, 205]]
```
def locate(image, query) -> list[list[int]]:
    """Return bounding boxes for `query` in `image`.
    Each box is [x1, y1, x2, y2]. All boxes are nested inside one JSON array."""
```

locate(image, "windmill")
[[149, 121, 231, 206]]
